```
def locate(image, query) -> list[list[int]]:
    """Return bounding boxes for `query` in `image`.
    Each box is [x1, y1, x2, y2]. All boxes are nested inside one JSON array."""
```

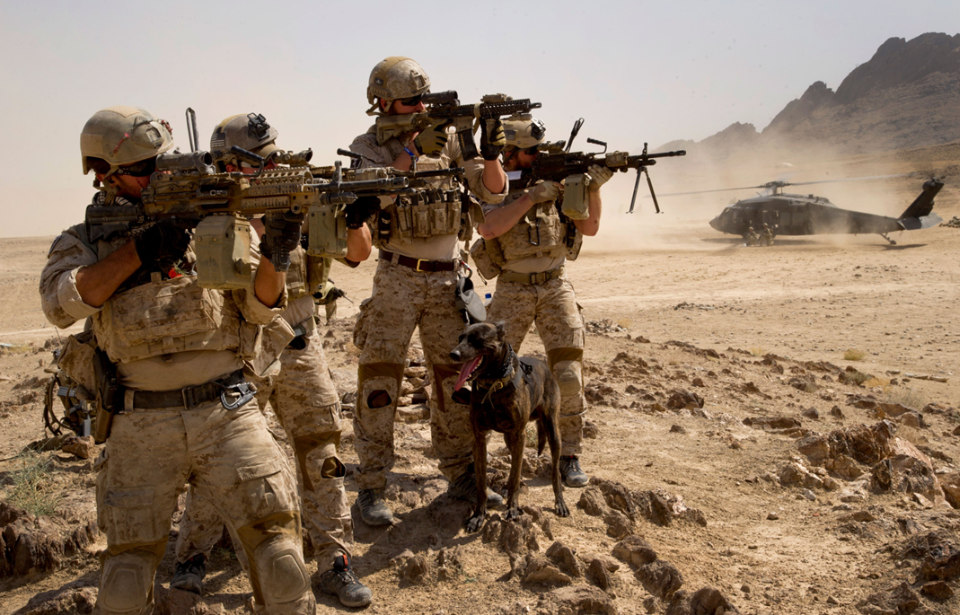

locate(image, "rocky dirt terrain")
[[1, 141, 960, 615]]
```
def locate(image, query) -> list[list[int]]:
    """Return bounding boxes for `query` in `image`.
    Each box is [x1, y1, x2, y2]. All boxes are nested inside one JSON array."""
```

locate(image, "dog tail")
[[536, 420, 547, 456]]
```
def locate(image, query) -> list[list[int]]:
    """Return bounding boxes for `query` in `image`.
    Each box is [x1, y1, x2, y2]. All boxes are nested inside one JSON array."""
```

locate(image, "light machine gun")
[[375, 92, 542, 161], [86, 146, 422, 288], [509, 141, 687, 216]]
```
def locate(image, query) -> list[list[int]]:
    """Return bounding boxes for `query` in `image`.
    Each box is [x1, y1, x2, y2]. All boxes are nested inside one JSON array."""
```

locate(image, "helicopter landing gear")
[[880, 233, 897, 246]]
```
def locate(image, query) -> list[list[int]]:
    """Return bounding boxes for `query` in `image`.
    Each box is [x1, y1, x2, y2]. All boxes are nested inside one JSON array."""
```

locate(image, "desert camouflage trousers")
[[352, 259, 474, 490], [486, 275, 586, 456], [95, 395, 314, 615], [176, 324, 350, 574]]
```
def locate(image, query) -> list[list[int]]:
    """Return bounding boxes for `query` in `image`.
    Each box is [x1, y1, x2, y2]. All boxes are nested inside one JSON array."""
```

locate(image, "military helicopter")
[[662, 176, 944, 245]]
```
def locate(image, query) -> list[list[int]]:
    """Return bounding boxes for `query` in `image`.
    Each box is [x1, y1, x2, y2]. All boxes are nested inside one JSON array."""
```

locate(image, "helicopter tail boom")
[[898, 179, 943, 220]]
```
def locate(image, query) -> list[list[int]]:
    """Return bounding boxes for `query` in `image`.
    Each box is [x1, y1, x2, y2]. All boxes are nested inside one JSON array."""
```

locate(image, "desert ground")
[[1, 141, 959, 615]]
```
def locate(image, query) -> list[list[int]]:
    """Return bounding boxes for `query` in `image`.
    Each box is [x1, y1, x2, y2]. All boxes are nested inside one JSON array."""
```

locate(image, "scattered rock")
[[60, 435, 95, 460], [636, 559, 684, 600], [545, 542, 582, 578], [522, 555, 571, 587], [15, 584, 98, 615], [920, 580, 953, 599], [669, 424, 686, 434], [858, 582, 920, 615], [797, 421, 895, 466], [577, 488, 608, 517], [743, 416, 801, 431], [870, 438, 945, 505], [392, 550, 432, 585], [155, 586, 224, 615], [0, 502, 98, 578], [548, 585, 618, 615], [586, 558, 614, 590], [801, 407, 820, 420], [665, 587, 742, 615], [767, 511, 780, 520], [666, 390, 704, 410]]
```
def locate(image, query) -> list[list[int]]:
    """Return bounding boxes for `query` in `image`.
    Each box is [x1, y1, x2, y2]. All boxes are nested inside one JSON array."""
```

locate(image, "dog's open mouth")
[[454, 356, 484, 391]]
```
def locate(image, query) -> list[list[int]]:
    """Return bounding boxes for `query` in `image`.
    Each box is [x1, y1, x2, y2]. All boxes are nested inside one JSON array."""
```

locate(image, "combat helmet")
[[366, 57, 430, 109], [503, 114, 546, 150], [80, 106, 174, 175], [210, 113, 280, 165]]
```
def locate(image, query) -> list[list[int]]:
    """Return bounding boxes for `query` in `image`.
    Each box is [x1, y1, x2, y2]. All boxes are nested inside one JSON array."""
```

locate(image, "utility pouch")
[[92, 347, 124, 444], [455, 271, 486, 325], [57, 330, 98, 400], [469, 238, 502, 281], [565, 222, 583, 261], [560, 174, 591, 220], [194, 215, 253, 290], [307, 203, 348, 258]]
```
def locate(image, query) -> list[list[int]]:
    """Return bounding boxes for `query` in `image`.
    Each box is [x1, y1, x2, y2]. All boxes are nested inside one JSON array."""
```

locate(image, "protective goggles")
[[399, 93, 424, 106], [113, 157, 157, 177]]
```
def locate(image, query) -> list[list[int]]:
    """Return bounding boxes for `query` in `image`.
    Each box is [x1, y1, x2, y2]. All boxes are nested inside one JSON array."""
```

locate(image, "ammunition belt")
[[379, 249, 456, 273], [498, 266, 564, 285], [132, 370, 245, 410]]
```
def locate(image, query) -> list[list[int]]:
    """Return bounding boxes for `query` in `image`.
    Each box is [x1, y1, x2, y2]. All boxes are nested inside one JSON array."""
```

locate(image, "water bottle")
[[484, 292, 493, 307]]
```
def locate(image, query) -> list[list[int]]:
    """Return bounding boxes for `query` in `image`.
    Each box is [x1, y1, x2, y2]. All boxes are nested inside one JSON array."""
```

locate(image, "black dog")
[[450, 322, 570, 532]]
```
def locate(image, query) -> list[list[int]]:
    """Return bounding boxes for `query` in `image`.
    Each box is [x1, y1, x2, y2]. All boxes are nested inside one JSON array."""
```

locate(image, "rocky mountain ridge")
[[656, 32, 960, 159]]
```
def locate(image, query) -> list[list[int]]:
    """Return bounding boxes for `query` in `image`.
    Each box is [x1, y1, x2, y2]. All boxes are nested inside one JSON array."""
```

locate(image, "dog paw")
[[504, 507, 522, 521], [556, 500, 570, 518], [465, 515, 485, 533]]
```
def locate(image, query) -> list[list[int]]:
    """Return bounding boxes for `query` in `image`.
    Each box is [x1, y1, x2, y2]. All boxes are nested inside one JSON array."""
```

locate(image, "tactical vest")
[[73, 198, 251, 365], [285, 246, 330, 300], [368, 138, 468, 248], [494, 192, 566, 263], [92, 274, 249, 364]]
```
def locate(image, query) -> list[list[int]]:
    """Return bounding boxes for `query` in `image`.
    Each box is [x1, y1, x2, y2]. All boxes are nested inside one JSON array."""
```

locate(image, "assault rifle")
[[310, 149, 465, 192], [375, 92, 542, 161], [508, 141, 686, 214], [85, 146, 446, 288]]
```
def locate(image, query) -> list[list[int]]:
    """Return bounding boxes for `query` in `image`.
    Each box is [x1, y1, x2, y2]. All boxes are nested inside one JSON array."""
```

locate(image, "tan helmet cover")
[[80, 106, 174, 174], [366, 56, 431, 106], [210, 113, 280, 163], [503, 114, 546, 149]]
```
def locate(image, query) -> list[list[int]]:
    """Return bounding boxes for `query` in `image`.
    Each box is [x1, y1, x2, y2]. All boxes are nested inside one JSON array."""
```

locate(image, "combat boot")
[[560, 456, 589, 487], [447, 465, 504, 507], [318, 554, 373, 607], [170, 554, 205, 595], [356, 488, 394, 526]]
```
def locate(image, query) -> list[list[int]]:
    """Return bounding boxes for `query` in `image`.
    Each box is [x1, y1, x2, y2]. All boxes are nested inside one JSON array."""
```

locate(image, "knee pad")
[[553, 360, 583, 397], [359, 376, 400, 410], [252, 536, 311, 607], [292, 432, 343, 491], [98, 549, 157, 615]]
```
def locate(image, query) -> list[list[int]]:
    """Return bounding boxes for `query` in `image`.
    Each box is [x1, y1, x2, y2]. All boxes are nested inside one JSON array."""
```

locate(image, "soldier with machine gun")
[[470, 114, 614, 488], [170, 113, 374, 607], [346, 56, 517, 527], [40, 106, 316, 614]]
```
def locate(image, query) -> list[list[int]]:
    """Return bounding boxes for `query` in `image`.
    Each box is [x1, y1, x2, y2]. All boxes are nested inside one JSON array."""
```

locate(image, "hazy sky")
[[1, 0, 956, 237]]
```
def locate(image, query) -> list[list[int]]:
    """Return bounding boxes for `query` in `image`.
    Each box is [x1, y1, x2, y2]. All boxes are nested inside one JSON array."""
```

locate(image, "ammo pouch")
[[455, 272, 486, 325], [92, 347, 124, 444], [307, 202, 348, 259], [560, 174, 591, 220], [469, 238, 502, 281], [57, 329, 98, 402]]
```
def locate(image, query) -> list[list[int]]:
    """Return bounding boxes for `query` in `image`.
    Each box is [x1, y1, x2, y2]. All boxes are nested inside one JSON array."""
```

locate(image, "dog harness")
[[473, 344, 531, 405]]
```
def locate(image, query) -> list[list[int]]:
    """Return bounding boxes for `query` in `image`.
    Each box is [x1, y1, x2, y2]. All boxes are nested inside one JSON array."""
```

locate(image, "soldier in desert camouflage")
[[40, 106, 315, 614], [470, 114, 613, 488], [171, 113, 375, 608], [347, 57, 509, 526]]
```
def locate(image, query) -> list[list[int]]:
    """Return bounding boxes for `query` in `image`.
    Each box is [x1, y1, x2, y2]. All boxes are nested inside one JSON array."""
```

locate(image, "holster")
[[92, 347, 124, 444]]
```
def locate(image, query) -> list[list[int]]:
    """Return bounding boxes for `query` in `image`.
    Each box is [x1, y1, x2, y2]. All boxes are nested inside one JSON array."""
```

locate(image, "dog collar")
[[475, 349, 521, 405]]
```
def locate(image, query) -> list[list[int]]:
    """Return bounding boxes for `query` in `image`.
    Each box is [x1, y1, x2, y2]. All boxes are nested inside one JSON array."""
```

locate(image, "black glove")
[[260, 212, 304, 272], [480, 118, 505, 161], [345, 196, 381, 229], [134, 219, 191, 267]]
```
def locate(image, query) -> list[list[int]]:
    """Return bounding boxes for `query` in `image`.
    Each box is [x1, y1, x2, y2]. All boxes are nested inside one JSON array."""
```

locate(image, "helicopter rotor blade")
[[781, 173, 909, 188], [653, 185, 766, 197]]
